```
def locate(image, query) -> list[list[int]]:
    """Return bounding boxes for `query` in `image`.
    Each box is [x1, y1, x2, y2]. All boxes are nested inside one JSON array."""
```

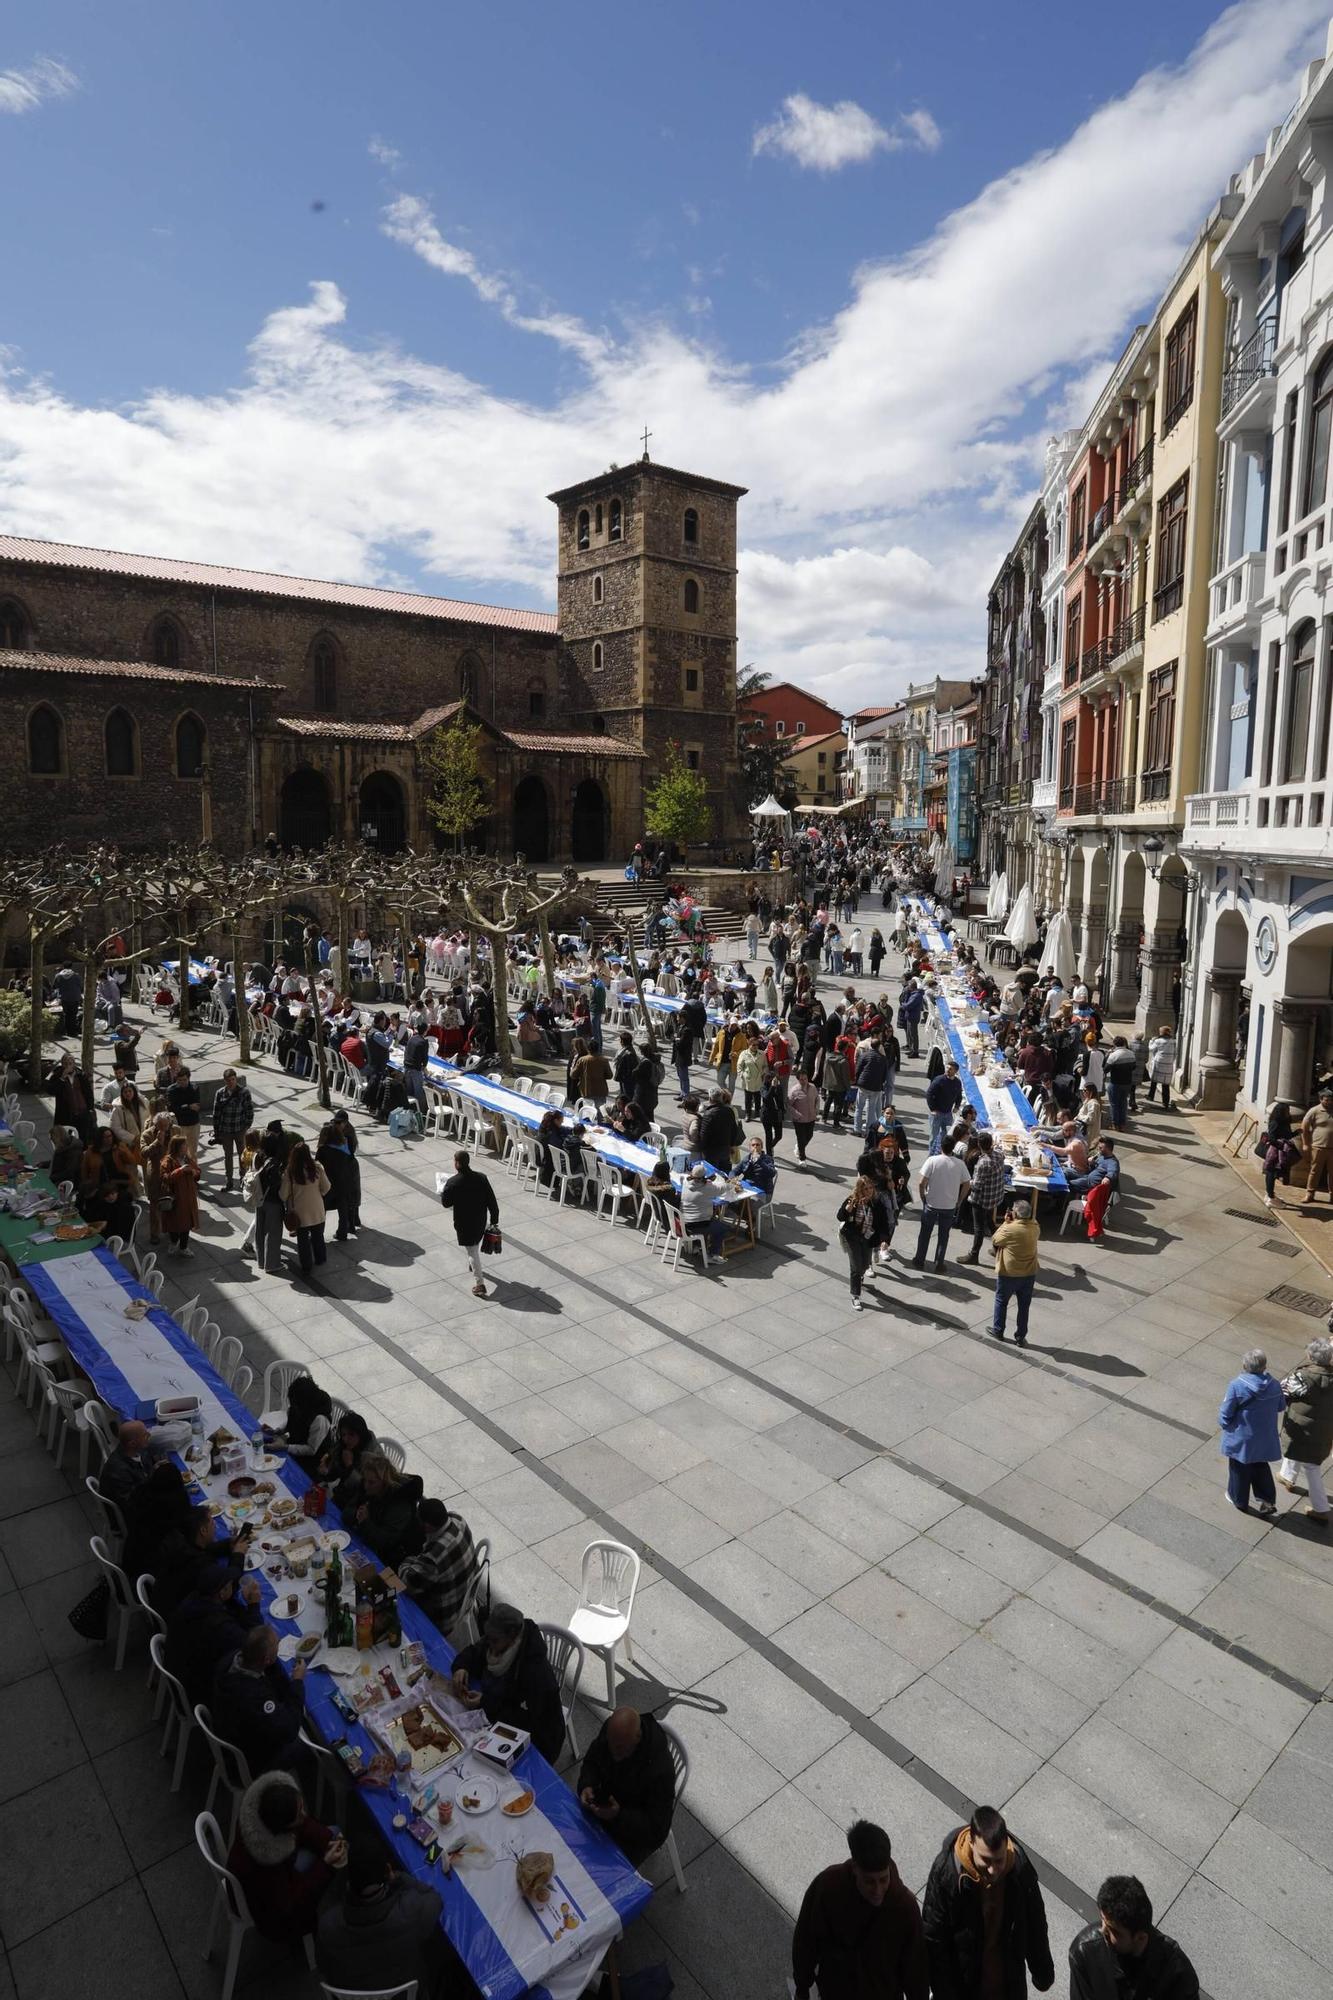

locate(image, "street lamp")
[[1142, 832, 1166, 878]]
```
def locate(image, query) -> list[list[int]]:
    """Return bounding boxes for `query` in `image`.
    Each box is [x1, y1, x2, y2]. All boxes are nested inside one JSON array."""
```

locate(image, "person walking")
[[959, 1130, 1005, 1264], [1219, 1346, 1285, 1517], [925, 1061, 963, 1156], [793, 1819, 928, 2000], [989, 1200, 1039, 1346], [853, 1035, 889, 1136], [279, 1141, 331, 1280], [837, 1177, 891, 1311], [921, 1806, 1054, 2000], [1277, 1331, 1333, 1525], [1300, 1088, 1333, 1205], [439, 1149, 500, 1299], [1104, 1037, 1137, 1131], [735, 1036, 766, 1120], [160, 1134, 201, 1257], [1145, 1025, 1176, 1109], [912, 1139, 971, 1271], [1257, 1099, 1299, 1209], [211, 1067, 254, 1190], [759, 1066, 786, 1157], [1069, 1875, 1198, 2000], [787, 1069, 819, 1164]]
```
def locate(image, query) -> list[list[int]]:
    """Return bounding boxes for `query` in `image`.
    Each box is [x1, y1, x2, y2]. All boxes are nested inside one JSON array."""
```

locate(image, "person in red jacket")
[[228, 1772, 346, 1942], [793, 1819, 927, 2000]]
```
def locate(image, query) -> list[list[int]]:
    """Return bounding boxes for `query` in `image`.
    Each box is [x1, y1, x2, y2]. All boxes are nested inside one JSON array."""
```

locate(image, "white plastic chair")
[[137, 1574, 169, 1712], [86, 1473, 127, 1554], [212, 1334, 244, 1385], [594, 1158, 638, 1226], [538, 1622, 586, 1764], [544, 1145, 586, 1207], [83, 1402, 117, 1468], [195, 1810, 255, 2000], [230, 1363, 254, 1403], [514, 1077, 534, 1097], [568, 1539, 641, 1706], [12, 1315, 70, 1407], [663, 1209, 710, 1272], [259, 1360, 308, 1432], [319, 1981, 418, 1999], [377, 1436, 407, 1473], [44, 1378, 93, 1477], [141, 1267, 166, 1300], [89, 1534, 137, 1671], [453, 1536, 490, 1646], [659, 1722, 690, 1893], [194, 1704, 254, 1839]]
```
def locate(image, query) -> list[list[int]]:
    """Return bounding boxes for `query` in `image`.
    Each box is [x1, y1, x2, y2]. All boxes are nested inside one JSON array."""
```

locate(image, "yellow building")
[[783, 727, 846, 805]]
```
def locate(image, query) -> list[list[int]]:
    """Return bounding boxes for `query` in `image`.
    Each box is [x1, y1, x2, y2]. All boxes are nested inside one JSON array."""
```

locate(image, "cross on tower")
[[640, 426, 652, 459]]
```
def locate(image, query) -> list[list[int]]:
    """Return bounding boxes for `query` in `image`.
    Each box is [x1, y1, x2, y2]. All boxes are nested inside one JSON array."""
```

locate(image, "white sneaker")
[[179, 1246, 195, 1258], [1263, 1194, 1275, 1209], [852, 1297, 864, 1311]]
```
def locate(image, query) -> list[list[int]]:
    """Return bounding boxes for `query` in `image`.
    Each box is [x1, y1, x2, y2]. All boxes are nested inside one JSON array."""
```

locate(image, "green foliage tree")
[[736, 666, 799, 808], [422, 719, 490, 851], [644, 742, 713, 866]]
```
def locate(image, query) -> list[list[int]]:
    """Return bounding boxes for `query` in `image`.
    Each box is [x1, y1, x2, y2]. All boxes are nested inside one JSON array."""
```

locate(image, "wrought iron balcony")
[[1221, 316, 1278, 418], [1098, 774, 1136, 814], [1087, 499, 1117, 548], [1117, 439, 1153, 510], [1106, 603, 1146, 662], [1080, 639, 1109, 682]]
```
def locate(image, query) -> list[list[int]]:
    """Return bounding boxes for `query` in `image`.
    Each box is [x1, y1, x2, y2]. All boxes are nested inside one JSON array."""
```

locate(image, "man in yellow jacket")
[[990, 1200, 1039, 1346]]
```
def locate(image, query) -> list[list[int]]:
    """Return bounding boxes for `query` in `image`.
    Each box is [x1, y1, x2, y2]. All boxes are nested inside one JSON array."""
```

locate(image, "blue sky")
[[2, 1, 1329, 705]]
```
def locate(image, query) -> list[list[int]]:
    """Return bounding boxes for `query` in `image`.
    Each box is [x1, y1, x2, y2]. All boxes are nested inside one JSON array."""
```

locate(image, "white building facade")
[[1183, 30, 1333, 1112], [1033, 430, 1081, 911]]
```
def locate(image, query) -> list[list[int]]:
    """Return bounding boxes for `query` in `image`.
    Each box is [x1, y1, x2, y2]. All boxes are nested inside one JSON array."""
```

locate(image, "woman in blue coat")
[[1219, 1347, 1285, 1516]]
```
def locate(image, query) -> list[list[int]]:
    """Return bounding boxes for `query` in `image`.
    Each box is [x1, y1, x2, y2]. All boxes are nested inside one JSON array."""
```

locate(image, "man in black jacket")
[[922, 1807, 1053, 2000], [1069, 1876, 1198, 2000], [450, 1603, 564, 1764], [164, 1562, 263, 1703], [440, 1149, 500, 1299], [402, 1026, 431, 1116], [211, 1622, 312, 1781], [577, 1706, 676, 1868], [698, 1090, 742, 1171], [613, 1032, 639, 1103], [926, 1061, 964, 1155]]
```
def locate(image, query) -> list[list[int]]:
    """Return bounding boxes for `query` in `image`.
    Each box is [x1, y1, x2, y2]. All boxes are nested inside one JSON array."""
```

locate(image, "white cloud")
[[0, 1, 1325, 711], [368, 136, 403, 170], [0, 55, 78, 115], [752, 92, 940, 172]]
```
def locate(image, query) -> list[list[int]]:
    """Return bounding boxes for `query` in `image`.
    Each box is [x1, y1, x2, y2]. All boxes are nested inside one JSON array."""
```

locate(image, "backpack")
[[241, 1166, 263, 1212]]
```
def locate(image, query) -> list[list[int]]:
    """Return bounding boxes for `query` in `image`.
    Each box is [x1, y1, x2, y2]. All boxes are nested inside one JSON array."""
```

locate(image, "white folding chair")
[[659, 1722, 690, 1893], [86, 1473, 127, 1554], [259, 1360, 309, 1432], [568, 1539, 641, 1706], [89, 1534, 138, 1671], [212, 1334, 244, 1385], [195, 1810, 256, 2000], [377, 1436, 407, 1473], [453, 1536, 490, 1646], [594, 1158, 638, 1226], [194, 1704, 254, 1840], [663, 1209, 709, 1272], [538, 1622, 586, 1764]]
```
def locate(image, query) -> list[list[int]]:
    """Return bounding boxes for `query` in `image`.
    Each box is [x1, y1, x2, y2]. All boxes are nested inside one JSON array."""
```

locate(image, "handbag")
[[480, 1226, 502, 1256], [284, 1207, 300, 1233], [68, 1577, 110, 1641]]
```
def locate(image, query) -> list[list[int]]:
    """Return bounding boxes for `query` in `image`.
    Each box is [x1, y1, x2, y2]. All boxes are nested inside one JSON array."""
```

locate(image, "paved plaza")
[[2, 963, 1332, 2000]]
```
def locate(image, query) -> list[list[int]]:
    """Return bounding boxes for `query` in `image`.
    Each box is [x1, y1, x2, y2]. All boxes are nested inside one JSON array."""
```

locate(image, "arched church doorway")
[[571, 778, 607, 864], [359, 772, 407, 854], [279, 768, 332, 852], [513, 776, 550, 863]]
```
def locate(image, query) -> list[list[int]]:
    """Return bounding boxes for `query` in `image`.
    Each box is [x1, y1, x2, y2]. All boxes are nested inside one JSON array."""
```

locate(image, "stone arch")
[[0, 595, 33, 648], [571, 777, 607, 864], [148, 614, 187, 670], [513, 774, 550, 864], [359, 771, 407, 854], [279, 766, 333, 851]]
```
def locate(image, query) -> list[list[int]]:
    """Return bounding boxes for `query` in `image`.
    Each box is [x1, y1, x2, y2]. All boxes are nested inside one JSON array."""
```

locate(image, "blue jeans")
[[1107, 1081, 1129, 1129], [914, 1207, 955, 1265], [854, 1088, 883, 1135], [992, 1274, 1035, 1339], [928, 1111, 952, 1155], [590, 1016, 604, 1053], [675, 1060, 692, 1098], [404, 1067, 427, 1112]]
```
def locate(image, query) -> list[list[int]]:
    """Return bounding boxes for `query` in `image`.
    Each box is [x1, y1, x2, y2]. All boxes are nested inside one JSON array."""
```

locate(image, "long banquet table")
[[14, 1240, 649, 2000], [0, 1116, 107, 1267]]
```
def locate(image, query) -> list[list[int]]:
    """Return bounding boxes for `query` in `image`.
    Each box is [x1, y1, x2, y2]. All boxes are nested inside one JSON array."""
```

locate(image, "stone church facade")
[[0, 455, 745, 863]]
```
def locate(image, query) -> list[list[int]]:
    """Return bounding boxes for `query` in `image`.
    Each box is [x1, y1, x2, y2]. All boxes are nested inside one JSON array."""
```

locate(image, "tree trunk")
[[232, 928, 251, 1067], [617, 909, 657, 1055], [80, 958, 97, 1083], [27, 930, 45, 1090], [177, 935, 191, 1032], [336, 895, 350, 999], [486, 932, 513, 1075], [536, 909, 558, 1009]]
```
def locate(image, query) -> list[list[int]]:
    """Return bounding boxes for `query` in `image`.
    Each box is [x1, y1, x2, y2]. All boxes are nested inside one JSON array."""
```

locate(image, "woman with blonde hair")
[[160, 1132, 201, 1257], [279, 1140, 331, 1280], [141, 1112, 175, 1243]]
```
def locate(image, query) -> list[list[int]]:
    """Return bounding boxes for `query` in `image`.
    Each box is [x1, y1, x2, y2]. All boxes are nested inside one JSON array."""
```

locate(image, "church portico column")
[[1274, 997, 1318, 1110], [1197, 969, 1244, 1108], [1107, 927, 1141, 1017], [1078, 904, 1107, 985], [1135, 935, 1180, 1034]]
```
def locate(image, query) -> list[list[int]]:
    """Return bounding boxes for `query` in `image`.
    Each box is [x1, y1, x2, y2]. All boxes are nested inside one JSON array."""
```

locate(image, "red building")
[[738, 680, 844, 745]]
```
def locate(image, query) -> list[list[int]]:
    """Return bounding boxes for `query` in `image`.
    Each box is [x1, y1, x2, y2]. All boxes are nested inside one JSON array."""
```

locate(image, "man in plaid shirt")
[[959, 1132, 1007, 1264], [395, 1498, 478, 1635]]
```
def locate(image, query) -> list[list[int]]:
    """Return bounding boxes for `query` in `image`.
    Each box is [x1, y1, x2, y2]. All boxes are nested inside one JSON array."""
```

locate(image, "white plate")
[[253, 1453, 283, 1471], [272, 1587, 307, 1621], [447, 1837, 496, 1871], [455, 1774, 498, 1815], [323, 1529, 350, 1550]]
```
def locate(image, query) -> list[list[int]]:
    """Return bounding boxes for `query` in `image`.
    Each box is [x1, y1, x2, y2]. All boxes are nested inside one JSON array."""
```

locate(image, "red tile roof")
[[791, 728, 846, 750], [0, 535, 558, 634], [505, 730, 642, 759], [0, 648, 281, 690], [850, 704, 897, 721], [276, 711, 642, 758]]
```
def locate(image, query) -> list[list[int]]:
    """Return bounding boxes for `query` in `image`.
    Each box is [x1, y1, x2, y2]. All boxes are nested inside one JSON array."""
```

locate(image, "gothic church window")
[[105, 708, 137, 776], [0, 599, 30, 648], [684, 578, 699, 614], [28, 704, 63, 775], [312, 638, 337, 711], [176, 712, 206, 779], [150, 617, 184, 670]]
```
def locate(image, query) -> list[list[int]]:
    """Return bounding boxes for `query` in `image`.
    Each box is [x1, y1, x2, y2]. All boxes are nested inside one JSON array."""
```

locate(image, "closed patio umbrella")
[[1003, 882, 1039, 952], [1038, 907, 1076, 983]]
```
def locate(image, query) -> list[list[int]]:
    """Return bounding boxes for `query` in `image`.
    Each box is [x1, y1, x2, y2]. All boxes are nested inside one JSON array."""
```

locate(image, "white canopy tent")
[[1038, 908, 1077, 983], [751, 795, 790, 820], [1003, 882, 1039, 952]]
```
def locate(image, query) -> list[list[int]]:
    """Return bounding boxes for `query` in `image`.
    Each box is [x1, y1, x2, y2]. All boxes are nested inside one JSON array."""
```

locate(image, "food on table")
[[516, 1850, 554, 1902], [227, 1476, 257, 1499], [502, 1787, 535, 1817], [296, 1635, 321, 1659]]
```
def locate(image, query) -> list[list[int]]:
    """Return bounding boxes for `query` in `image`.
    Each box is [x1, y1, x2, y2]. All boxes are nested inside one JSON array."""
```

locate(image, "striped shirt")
[[967, 1151, 1007, 1211]]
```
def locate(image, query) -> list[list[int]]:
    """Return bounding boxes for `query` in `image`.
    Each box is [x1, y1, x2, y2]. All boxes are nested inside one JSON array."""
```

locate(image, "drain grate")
[[1223, 1205, 1277, 1228], [1259, 1238, 1302, 1258], [1265, 1284, 1330, 1316]]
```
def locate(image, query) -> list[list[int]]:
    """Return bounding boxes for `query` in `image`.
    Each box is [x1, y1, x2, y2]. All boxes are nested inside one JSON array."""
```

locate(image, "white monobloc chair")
[[659, 1722, 691, 1894], [89, 1534, 138, 1671], [195, 1810, 256, 2000], [568, 1539, 641, 1706], [150, 1633, 196, 1791], [320, 1982, 418, 2000], [194, 1704, 254, 1840], [538, 1621, 586, 1765], [376, 1436, 407, 1473]]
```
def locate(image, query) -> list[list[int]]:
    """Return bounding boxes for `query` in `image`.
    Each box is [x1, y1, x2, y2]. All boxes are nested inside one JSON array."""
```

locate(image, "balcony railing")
[[1152, 576, 1184, 622], [1140, 767, 1173, 802], [1080, 639, 1108, 682], [1072, 781, 1099, 815], [1221, 315, 1278, 417], [1117, 439, 1153, 510], [1099, 774, 1136, 814], [1088, 499, 1117, 548], [1058, 783, 1075, 809], [1070, 524, 1085, 558], [1106, 603, 1147, 662]]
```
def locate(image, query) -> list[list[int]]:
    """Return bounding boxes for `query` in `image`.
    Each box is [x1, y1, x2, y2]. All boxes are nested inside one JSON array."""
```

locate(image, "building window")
[[795, 720, 805, 735], [683, 578, 699, 614], [1302, 354, 1333, 519], [577, 510, 590, 551], [311, 638, 337, 711], [1282, 620, 1317, 782], [774, 719, 785, 737], [1153, 476, 1189, 620], [175, 712, 206, 779], [528, 687, 546, 718], [1064, 598, 1081, 683], [685, 746, 701, 771], [684, 667, 699, 693], [594, 503, 603, 536], [608, 499, 622, 542], [1058, 718, 1076, 806], [1069, 483, 1086, 557], [592, 642, 602, 672], [0, 598, 30, 648], [458, 652, 482, 705], [150, 617, 184, 669], [104, 707, 137, 777], [1279, 392, 1299, 535], [28, 704, 63, 775], [683, 508, 698, 545], [1162, 294, 1198, 435], [1143, 661, 1177, 779]]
